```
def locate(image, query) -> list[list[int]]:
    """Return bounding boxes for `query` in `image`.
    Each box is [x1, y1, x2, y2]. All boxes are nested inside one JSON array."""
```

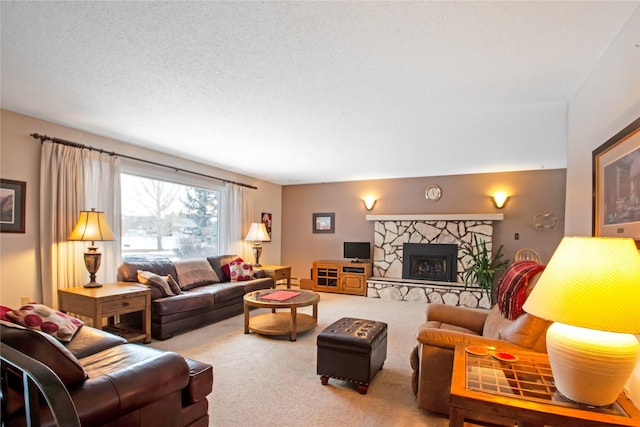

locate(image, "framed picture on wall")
[[261, 212, 272, 240], [0, 179, 26, 233], [313, 212, 335, 234], [592, 116, 640, 243]]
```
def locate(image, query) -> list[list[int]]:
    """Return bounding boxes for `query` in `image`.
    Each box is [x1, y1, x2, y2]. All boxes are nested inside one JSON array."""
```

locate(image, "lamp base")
[[84, 281, 103, 288], [252, 244, 263, 267], [83, 247, 103, 288], [546, 322, 640, 406]]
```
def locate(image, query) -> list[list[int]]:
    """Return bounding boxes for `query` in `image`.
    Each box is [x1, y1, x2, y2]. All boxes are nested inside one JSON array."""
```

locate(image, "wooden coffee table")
[[449, 343, 640, 427], [243, 289, 319, 341]]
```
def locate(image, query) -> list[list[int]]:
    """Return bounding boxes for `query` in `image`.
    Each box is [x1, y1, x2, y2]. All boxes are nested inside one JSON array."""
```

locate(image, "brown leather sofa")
[[117, 254, 273, 340], [1, 322, 213, 427], [410, 266, 550, 416]]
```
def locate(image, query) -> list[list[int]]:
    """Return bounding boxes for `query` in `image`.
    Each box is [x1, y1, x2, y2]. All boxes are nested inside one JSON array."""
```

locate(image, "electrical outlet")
[[21, 296, 30, 306], [514, 233, 520, 240]]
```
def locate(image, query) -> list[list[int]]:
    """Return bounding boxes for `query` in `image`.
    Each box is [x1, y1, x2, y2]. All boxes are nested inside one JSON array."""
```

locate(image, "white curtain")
[[40, 142, 121, 307], [221, 183, 254, 259]]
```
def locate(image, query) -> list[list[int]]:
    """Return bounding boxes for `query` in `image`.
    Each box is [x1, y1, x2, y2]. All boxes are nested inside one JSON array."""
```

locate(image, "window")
[[120, 173, 220, 260]]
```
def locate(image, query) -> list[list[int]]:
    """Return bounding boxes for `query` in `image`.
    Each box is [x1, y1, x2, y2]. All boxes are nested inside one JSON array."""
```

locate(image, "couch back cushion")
[[207, 255, 241, 282], [483, 268, 550, 351], [174, 259, 220, 290], [0, 322, 87, 386], [117, 256, 177, 282]]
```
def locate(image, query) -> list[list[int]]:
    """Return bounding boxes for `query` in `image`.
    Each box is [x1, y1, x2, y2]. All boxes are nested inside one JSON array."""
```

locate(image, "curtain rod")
[[30, 133, 257, 190]]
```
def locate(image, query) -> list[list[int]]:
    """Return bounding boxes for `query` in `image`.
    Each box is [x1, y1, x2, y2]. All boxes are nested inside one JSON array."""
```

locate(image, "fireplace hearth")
[[402, 243, 458, 282]]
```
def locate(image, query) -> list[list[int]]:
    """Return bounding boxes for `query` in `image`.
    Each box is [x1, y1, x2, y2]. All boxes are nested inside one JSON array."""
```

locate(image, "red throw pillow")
[[229, 261, 253, 282], [6, 303, 83, 342], [0, 305, 13, 322], [222, 257, 243, 281]]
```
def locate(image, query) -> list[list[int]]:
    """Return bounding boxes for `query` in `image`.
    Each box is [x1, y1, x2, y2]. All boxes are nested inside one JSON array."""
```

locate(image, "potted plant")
[[461, 234, 509, 302]]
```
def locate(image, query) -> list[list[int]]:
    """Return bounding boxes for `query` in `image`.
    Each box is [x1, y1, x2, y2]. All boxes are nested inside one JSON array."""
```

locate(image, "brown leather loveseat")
[[1, 322, 213, 427], [410, 261, 551, 416], [117, 254, 273, 340]]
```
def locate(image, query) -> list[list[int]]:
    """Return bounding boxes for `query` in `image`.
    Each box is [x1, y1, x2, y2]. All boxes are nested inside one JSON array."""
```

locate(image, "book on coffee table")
[[260, 291, 301, 301]]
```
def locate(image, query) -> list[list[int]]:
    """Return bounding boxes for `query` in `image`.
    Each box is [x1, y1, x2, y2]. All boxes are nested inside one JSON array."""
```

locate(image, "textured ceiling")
[[1, 1, 637, 185]]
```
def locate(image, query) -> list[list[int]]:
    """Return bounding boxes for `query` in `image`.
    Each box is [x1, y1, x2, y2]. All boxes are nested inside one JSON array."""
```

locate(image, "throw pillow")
[[229, 261, 253, 281], [222, 257, 244, 280], [137, 270, 176, 297], [6, 303, 83, 342], [1, 305, 13, 321], [167, 274, 182, 295], [174, 259, 220, 290]]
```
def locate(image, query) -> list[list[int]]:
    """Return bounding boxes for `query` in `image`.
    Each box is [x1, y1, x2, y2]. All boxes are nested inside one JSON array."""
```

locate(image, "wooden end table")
[[58, 282, 151, 343], [243, 289, 319, 341], [254, 264, 292, 288], [449, 343, 640, 427]]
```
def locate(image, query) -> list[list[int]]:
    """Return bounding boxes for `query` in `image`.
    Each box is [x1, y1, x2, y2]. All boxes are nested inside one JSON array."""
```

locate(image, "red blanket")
[[497, 260, 546, 320]]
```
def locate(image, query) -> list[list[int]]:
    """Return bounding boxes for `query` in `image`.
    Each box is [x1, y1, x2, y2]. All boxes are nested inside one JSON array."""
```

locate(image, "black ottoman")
[[316, 317, 388, 394]]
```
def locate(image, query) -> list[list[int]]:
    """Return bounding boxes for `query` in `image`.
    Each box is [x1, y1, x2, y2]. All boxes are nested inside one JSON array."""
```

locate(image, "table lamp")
[[244, 222, 270, 267], [523, 236, 640, 406], [68, 208, 116, 288]]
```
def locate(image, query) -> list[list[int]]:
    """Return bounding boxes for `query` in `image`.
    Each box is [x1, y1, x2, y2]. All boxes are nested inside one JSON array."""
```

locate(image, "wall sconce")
[[492, 191, 508, 209], [363, 196, 377, 211]]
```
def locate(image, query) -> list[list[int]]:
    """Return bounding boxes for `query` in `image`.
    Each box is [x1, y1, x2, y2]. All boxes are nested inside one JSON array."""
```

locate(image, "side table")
[[449, 343, 640, 427], [254, 264, 291, 288], [58, 282, 151, 343]]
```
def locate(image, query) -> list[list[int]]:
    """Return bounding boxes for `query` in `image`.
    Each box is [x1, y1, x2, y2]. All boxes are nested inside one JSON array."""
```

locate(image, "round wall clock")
[[425, 185, 442, 201]]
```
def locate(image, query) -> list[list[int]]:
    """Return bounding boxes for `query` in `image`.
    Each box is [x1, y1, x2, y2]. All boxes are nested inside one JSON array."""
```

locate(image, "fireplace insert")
[[402, 243, 458, 282]]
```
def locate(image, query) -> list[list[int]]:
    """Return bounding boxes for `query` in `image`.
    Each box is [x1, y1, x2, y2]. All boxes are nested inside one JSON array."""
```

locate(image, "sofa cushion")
[[0, 322, 87, 386], [117, 256, 177, 282], [229, 261, 253, 281], [138, 270, 178, 297], [6, 303, 83, 342], [152, 291, 216, 316], [65, 325, 128, 359], [174, 259, 220, 290]]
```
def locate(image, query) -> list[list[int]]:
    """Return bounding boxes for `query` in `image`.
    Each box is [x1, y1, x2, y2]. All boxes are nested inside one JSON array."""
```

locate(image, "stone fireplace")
[[365, 214, 503, 309]]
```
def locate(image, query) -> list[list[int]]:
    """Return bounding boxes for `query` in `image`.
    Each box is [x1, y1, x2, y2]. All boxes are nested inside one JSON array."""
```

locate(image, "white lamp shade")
[[68, 209, 116, 242], [244, 222, 270, 242], [523, 236, 640, 333]]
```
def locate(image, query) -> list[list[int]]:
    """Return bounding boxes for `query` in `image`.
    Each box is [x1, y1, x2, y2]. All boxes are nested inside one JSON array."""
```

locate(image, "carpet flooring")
[[149, 291, 452, 427]]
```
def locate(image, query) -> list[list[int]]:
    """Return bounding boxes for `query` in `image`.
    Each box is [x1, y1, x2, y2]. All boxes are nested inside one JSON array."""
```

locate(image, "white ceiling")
[[1, 1, 637, 185]]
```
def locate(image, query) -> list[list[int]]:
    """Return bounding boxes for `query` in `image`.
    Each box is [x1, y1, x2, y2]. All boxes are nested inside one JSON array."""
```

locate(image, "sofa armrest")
[[80, 344, 190, 414], [425, 303, 489, 334], [416, 324, 528, 353]]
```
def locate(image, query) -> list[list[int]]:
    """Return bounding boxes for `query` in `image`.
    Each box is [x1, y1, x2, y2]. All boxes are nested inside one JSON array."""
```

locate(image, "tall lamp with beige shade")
[[244, 222, 270, 267], [523, 236, 640, 406], [68, 208, 116, 288]]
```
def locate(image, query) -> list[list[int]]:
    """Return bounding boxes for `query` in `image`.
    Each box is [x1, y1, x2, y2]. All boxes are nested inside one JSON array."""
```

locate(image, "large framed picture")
[[592, 117, 640, 242], [313, 212, 335, 234], [0, 179, 26, 233]]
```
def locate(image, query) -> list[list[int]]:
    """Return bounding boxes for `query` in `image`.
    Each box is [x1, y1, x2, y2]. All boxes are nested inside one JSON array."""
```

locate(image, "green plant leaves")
[[461, 234, 509, 301]]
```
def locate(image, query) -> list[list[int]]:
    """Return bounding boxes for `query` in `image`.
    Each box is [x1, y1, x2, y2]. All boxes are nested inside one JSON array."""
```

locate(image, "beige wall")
[[0, 109, 282, 307], [282, 169, 566, 279], [566, 6, 640, 236]]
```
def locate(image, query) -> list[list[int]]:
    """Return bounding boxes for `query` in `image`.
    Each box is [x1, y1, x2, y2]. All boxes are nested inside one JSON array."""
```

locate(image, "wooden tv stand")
[[312, 260, 372, 296]]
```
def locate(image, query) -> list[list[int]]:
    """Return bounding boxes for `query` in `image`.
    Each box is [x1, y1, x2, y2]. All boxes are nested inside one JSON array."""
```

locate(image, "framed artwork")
[[0, 179, 26, 233], [592, 116, 640, 242], [313, 212, 335, 234], [261, 212, 272, 240]]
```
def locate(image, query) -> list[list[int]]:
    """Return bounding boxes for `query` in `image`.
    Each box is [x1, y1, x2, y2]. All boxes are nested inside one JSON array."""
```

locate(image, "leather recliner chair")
[[410, 264, 550, 416]]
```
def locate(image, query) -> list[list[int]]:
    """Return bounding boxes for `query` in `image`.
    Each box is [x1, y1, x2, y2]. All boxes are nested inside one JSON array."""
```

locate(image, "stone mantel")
[[366, 213, 503, 221]]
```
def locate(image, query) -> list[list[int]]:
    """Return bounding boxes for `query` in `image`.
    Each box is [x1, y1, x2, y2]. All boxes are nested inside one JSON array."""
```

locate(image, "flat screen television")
[[344, 242, 371, 262]]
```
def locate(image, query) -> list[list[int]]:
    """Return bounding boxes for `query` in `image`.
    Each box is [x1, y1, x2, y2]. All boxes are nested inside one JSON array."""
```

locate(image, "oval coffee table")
[[243, 289, 320, 341]]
